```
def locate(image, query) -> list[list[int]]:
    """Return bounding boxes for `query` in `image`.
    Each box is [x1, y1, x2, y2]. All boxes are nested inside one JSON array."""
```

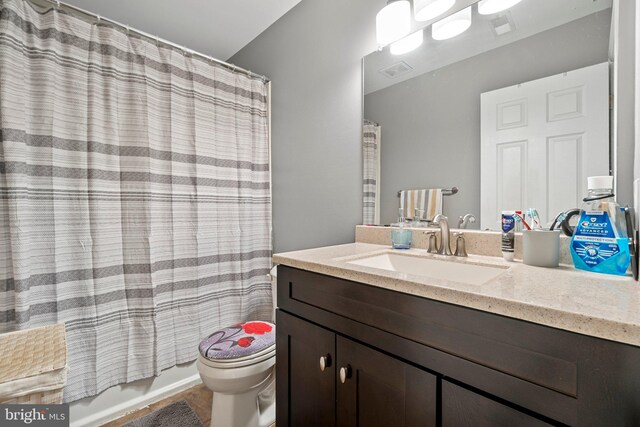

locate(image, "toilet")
[[197, 268, 277, 427]]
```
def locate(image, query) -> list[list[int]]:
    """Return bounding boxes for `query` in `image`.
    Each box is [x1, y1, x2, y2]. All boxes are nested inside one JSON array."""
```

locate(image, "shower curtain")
[[363, 120, 381, 225], [0, 0, 272, 402]]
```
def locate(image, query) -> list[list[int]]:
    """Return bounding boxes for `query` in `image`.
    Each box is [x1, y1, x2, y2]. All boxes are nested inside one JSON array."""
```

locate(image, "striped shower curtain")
[[363, 121, 381, 225], [0, 0, 272, 402]]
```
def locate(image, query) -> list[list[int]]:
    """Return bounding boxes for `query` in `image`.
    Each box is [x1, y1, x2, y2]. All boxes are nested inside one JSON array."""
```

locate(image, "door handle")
[[319, 354, 331, 372], [339, 365, 352, 384]]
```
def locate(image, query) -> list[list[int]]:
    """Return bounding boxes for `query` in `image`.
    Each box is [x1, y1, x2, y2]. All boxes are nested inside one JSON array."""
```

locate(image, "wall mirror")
[[363, 0, 626, 230]]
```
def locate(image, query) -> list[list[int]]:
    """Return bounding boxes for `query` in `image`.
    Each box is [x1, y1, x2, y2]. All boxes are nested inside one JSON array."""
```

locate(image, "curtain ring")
[[55, 1, 60, 9]]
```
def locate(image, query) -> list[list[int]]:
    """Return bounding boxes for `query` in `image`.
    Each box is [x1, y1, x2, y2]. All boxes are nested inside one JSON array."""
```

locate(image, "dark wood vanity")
[[276, 265, 640, 426]]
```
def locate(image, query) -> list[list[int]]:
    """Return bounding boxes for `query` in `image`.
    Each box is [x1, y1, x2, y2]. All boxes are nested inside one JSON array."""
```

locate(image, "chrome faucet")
[[433, 214, 453, 256], [457, 214, 477, 229]]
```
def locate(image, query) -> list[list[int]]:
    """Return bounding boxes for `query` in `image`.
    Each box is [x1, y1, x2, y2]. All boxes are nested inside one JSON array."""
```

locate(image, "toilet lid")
[[198, 321, 275, 361]]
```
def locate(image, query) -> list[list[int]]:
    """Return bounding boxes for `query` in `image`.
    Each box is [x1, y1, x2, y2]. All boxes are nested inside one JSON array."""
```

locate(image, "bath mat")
[[122, 400, 203, 427]]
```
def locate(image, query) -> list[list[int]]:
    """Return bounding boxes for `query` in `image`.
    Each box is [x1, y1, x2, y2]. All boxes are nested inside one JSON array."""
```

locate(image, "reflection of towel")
[[399, 189, 443, 221]]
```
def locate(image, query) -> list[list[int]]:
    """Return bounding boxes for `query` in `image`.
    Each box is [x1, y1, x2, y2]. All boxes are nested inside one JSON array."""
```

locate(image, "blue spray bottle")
[[570, 176, 630, 276]]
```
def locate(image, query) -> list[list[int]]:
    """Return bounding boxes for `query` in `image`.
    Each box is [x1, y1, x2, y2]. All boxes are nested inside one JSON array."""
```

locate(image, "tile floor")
[[101, 384, 213, 427]]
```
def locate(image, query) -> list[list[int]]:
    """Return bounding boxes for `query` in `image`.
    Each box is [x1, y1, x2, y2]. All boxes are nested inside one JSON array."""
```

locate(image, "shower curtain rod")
[[29, 0, 271, 83]]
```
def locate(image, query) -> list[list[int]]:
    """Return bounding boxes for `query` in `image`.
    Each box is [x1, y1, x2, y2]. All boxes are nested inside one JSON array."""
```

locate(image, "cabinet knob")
[[319, 355, 331, 372], [339, 365, 352, 384]]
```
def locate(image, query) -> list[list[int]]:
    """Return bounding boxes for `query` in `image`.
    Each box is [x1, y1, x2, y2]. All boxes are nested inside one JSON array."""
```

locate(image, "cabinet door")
[[336, 335, 437, 427], [276, 310, 336, 426], [443, 380, 552, 426]]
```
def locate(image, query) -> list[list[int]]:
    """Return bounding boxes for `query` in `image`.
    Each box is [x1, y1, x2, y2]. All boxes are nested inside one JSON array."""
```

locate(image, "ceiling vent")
[[379, 61, 413, 79], [490, 12, 515, 36]]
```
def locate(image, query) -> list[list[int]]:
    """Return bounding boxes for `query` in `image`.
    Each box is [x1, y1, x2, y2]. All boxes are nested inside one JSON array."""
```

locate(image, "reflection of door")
[[480, 62, 609, 230]]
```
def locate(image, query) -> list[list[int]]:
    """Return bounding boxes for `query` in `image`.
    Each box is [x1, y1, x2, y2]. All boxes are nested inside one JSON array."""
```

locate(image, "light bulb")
[[432, 6, 471, 40], [376, 0, 412, 46]]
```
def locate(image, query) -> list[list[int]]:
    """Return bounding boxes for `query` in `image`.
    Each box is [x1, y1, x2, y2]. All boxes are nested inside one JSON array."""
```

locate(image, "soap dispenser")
[[391, 208, 412, 249]]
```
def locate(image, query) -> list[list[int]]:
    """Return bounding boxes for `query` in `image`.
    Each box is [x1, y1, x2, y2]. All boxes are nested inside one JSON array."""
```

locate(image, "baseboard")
[[69, 371, 202, 427]]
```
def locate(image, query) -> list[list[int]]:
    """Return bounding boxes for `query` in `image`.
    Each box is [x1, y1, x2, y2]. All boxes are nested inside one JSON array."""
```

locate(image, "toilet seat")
[[199, 321, 275, 368], [198, 345, 275, 369]]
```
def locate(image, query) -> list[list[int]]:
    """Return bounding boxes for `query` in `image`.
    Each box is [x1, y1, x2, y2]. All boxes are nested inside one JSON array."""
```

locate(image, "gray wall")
[[364, 11, 612, 226], [231, 0, 385, 252]]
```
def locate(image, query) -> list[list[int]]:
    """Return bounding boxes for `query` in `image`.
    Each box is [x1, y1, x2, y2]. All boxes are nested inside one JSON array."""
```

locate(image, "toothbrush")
[[514, 213, 532, 230], [549, 211, 567, 231], [526, 208, 542, 230]]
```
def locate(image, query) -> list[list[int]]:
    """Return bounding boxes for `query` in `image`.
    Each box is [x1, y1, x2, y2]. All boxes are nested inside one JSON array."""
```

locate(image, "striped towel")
[[399, 189, 443, 221]]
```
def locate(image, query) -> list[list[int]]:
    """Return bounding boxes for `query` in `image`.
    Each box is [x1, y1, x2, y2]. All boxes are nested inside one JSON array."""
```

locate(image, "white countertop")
[[273, 243, 640, 347]]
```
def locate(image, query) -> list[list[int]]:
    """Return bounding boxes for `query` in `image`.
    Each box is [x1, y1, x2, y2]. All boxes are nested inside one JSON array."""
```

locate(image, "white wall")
[[635, 0, 640, 225], [231, 0, 384, 252], [612, 0, 635, 205]]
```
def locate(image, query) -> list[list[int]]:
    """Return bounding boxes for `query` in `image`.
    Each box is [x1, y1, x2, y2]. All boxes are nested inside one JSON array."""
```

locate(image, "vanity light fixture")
[[390, 29, 424, 55], [477, 0, 523, 15], [376, 0, 412, 46], [432, 6, 472, 40], [414, 0, 456, 22]]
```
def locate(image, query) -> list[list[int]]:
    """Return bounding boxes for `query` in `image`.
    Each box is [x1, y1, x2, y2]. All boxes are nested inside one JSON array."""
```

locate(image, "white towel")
[[399, 189, 443, 221]]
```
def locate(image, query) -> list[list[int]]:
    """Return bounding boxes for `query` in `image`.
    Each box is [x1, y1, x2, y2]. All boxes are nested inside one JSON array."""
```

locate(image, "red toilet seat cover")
[[198, 321, 275, 360]]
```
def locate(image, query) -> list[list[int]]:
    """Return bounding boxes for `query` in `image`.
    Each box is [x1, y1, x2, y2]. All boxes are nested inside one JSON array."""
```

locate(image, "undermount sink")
[[346, 252, 508, 286]]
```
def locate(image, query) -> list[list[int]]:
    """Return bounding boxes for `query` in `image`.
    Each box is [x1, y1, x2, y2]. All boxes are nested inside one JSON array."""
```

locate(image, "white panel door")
[[481, 62, 609, 230]]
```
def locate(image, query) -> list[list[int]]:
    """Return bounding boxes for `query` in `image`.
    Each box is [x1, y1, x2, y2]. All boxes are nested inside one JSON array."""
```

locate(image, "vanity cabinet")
[[276, 265, 640, 426], [276, 310, 335, 426], [276, 310, 437, 426]]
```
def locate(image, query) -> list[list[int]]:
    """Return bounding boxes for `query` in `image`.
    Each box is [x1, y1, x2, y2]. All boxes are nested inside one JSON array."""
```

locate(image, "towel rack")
[[397, 187, 458, 197]]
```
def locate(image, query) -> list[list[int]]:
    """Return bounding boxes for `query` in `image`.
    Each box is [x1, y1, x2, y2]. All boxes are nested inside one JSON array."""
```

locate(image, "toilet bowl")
[[197, 321, 276, 427]]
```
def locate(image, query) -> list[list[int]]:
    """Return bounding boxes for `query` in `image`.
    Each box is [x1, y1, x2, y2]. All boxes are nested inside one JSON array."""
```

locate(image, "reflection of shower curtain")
[[363, 121, 381, 224], [0, 0, 272, 402]]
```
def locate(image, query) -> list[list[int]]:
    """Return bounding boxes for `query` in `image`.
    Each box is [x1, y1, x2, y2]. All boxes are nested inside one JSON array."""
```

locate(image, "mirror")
[[363, 0, 618, 230]]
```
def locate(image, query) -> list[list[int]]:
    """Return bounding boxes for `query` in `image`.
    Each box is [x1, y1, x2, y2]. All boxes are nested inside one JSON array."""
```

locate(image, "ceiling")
[[365, 0, 612, 94], [64, 0, 301, 61]]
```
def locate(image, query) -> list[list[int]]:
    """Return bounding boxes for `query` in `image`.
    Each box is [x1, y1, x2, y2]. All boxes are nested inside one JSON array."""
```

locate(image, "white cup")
[[522, 230, 560, 268]]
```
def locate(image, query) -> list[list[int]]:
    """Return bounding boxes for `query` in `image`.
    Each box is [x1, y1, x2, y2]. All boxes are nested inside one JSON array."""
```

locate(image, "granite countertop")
[[273, 243, 640, 347]]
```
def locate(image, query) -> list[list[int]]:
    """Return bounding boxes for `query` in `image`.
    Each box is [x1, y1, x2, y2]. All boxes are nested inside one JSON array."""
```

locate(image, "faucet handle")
[[423, 231, 438, 254], [453, 232, 468, 257]]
